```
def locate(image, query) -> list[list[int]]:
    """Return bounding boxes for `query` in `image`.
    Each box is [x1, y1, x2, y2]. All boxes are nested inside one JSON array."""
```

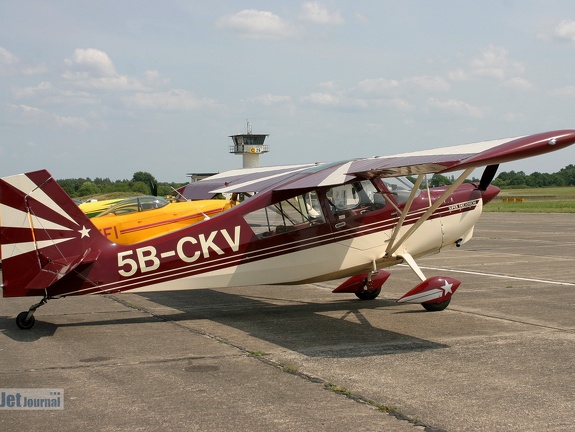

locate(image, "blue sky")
[[1, 1, 575, 182]]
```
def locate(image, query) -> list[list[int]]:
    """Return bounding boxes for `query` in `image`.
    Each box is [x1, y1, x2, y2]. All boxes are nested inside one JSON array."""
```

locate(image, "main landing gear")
[[355, 287, 382, 301], [15, 297, 48, 330], [421, 298, 451, 312], [333, 270, 391, 301]]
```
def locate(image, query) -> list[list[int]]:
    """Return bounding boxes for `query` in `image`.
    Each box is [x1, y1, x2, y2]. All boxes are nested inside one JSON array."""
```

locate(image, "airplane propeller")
[[478, 164, 499, 191]]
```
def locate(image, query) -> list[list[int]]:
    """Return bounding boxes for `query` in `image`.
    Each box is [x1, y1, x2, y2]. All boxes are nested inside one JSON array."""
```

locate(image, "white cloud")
[[318, 80, 340, 90], [62, 48, 158, 91], [299, 2, 343, 25], [217, 10, 301, 40], [407, 75, 450, 92], [7, 103, 90, 130], [303, 75, 444, 112], [62, 73, 151, 91], [427, 97, 486, 118], [467, 45, 524, 80], [552, 85, 575, 96], [301, 92, 341, 106], [555, 20, 575, 41], [0, 46, 47, 76], [0, 47, 18, 66], [123, 89, 218, 111], [386, 98, 413, 111], [65, 48, 116, 76], [539, 20, 575, 43], [447, 68, 470, 81], [448, 46, 526, 84], [355, 75, 448, 95], [13, 81, 53, 98], [503, 77, 534, 90], [248, 93, 292, 105], [356, 77, 400, 95]]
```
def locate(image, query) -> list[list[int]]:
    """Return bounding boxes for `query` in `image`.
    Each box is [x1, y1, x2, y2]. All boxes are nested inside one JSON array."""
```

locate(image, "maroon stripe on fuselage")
[[55, 201, 480, 297]]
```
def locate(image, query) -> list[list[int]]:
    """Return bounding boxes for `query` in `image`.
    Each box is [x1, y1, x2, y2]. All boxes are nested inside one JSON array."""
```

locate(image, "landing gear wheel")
[[16, 311, 36, 330], [422, 298, 451, 312], [355, 288, 381, 301]]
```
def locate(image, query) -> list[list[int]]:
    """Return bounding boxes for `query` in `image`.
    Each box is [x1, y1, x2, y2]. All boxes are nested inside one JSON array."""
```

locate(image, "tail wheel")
[[422, 298, 451, 312], [16, 311, 36, 330], [355, 288, 382, 301]]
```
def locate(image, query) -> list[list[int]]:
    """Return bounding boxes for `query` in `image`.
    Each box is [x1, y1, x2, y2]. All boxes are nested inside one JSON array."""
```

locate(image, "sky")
[[1, 1, 575, 182]]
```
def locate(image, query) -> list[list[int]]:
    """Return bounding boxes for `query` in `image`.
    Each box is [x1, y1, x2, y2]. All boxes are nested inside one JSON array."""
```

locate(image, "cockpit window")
[[243, 190, 325, 237], [326, 180, 386, 218], [381, 177, 419, 205], [97, 196, 169, 216]]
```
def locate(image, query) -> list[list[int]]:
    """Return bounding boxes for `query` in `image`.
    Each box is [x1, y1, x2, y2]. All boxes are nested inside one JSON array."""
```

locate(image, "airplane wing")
[[178, 164, 315, 199], [182, 130, 575, 197]]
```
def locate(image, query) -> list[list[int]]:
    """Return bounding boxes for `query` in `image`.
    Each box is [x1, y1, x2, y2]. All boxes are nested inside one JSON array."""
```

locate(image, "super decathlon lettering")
[[117, 226, 241, 277], [448, 199, 480, 212]]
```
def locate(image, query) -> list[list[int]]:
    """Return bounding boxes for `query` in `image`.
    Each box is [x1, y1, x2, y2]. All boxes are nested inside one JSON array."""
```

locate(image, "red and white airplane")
[[2, 130, 574, 329]]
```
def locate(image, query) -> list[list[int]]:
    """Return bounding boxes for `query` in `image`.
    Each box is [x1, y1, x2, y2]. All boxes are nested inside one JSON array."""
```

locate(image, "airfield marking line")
[[404, 265, 575, 287]]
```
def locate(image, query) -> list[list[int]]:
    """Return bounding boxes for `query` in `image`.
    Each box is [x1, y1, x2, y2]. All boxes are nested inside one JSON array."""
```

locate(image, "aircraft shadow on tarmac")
[[149, 288, 448, 357], [0, 316, 58, 341], [1, 289, 448, 356]]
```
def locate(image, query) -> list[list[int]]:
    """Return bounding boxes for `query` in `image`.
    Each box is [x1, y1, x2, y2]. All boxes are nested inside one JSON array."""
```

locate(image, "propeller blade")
[[478, 164, 499, 191]]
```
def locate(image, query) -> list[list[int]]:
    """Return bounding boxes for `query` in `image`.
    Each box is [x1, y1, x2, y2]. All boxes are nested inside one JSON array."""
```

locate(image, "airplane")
[[1, 129, 574, 330], [90, 195, 234, 244], [78, 198, 125, 217]]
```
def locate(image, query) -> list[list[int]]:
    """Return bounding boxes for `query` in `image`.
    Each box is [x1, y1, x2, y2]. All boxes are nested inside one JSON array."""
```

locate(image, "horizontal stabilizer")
[[25, 248, 101, 290]]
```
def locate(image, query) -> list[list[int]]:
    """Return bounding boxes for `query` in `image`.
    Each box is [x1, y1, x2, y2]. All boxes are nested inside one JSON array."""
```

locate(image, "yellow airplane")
[[78, 198, 125, 217], [90, 196, 234, 244]]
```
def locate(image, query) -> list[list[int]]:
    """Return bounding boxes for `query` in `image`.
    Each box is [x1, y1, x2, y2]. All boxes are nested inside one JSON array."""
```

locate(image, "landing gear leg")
[[354, 269, 385, 300], [16, 297, 48, 330]]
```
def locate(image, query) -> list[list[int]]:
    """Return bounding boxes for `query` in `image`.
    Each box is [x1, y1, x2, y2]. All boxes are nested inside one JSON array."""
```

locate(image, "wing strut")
[[386, 167, 475, 257], [385, 174, 426, 257]]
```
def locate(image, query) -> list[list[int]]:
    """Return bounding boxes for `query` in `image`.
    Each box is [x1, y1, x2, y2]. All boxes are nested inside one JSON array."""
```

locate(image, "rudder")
[[0, 170, 103, 297]]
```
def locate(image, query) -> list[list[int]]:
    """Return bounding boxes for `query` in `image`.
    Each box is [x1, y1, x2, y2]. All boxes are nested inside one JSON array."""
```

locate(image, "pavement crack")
[[106, 294, 445, 432]]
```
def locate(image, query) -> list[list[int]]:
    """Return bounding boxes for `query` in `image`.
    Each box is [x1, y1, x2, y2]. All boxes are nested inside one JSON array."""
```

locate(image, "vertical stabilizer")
[[0, 170, 102, 297]]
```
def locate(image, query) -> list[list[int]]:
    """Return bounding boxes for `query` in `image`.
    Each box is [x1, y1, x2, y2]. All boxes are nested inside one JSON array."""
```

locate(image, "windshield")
[[97, 196, 169, 216], [382, 176, 420, 205]]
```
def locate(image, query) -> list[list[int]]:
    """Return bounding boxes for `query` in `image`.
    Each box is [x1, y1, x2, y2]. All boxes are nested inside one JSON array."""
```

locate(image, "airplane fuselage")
[[24, 181, 490, 298]]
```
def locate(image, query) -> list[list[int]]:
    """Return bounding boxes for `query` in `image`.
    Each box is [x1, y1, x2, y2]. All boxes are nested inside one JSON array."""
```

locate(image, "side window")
[[243, 191, 325, 237], [381, 177, 419, 205], [326, 180, 386, 219]]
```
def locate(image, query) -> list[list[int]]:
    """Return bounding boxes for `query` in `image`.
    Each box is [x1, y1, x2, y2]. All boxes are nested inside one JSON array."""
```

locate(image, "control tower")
[[229, 122, 269, 168]]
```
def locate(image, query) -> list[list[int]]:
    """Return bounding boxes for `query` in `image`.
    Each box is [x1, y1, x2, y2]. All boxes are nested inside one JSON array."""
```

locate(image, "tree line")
[[59, 165, 575, 200], [425, 164, 575, 189], [57, 171, 187, 199]]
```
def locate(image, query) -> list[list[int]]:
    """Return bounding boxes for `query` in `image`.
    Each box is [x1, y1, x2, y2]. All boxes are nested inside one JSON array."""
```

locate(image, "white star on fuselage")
[[79, 226, 91, 238], [441, 281, 453, 295]]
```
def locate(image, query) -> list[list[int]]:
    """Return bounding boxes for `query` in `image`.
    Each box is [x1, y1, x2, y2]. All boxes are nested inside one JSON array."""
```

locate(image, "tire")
[[355, 288, 382, 301], [422, 298, 451, 312], [16, 311, 35, 330]]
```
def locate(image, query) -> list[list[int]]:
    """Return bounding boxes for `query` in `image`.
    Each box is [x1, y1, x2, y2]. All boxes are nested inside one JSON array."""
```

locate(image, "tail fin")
[[1, 170, 102, 297]]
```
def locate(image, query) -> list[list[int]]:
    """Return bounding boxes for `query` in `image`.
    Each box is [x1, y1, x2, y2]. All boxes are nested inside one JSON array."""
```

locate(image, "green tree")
[[130, 181, 149, 194], [557, 164, 575, 186], [132, 171, 157, 195], [429, 174, 451, 187], [76, 181, 100, 197]]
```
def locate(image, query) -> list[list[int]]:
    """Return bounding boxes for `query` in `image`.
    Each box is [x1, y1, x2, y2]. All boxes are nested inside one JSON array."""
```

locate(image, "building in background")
[[229, 122, 269, 168]]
